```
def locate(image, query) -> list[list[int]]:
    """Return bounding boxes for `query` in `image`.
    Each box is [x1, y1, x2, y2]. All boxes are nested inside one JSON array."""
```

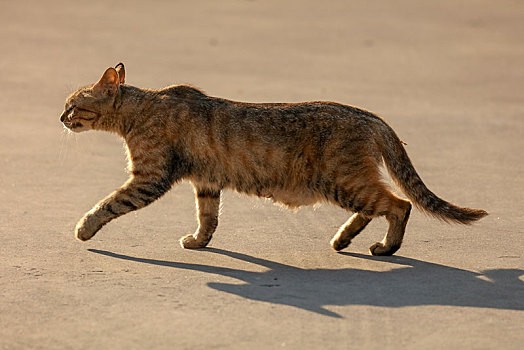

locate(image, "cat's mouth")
[[62, 121, 83, 130]]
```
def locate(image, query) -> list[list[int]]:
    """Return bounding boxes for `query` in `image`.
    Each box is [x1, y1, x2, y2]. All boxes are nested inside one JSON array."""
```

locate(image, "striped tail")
[[377, 126, 487, 224]]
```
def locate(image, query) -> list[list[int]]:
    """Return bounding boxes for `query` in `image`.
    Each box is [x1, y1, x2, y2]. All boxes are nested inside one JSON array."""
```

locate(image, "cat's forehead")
[[66, 86, 93, 105]]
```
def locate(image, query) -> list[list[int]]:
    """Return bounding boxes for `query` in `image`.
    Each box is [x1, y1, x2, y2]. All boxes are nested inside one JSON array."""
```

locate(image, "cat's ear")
[[115, 62, 125, 84], [93, 67, 120, 96]]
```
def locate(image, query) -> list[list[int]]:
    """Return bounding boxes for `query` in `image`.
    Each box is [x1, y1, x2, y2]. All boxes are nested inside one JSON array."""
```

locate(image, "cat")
[[60, 63, 487, 256]]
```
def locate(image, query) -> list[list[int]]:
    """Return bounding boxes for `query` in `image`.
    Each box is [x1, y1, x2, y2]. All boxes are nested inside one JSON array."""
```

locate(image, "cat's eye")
[[76, 107, 94, 113], [65, 105, 75, 114]]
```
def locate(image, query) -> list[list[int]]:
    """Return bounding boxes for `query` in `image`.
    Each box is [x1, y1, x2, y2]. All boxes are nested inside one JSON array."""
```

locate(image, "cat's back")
[[158, 85, 377, 123], [153, 85, 384, 138], [215, 97, 383, 129]]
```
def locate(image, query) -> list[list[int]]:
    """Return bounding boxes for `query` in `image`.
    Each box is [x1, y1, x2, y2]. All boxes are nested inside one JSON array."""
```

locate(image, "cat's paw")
[[330, 237, 351, 251], [75, 225, 95, 241], [75, 215, 101, 241], [179, 234, 209, 249], [369, 242, 400, 256]]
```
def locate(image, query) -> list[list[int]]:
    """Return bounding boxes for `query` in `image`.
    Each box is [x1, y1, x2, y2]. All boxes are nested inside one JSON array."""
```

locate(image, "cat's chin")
[[70, 128, 89, 133]]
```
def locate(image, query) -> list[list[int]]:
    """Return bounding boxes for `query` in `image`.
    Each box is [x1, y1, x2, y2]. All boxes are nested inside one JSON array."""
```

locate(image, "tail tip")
[[460, 208, 488, 224]]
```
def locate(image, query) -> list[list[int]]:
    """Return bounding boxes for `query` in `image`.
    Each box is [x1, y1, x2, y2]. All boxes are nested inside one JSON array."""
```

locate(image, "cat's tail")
[[376, 122, 488, 224]]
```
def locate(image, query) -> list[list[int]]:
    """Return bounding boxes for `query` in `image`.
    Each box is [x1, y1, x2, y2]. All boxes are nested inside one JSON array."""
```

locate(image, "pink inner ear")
[[94, 68, 120, 94], [105, 70, 119, 85], [97, 68, 119, 87]]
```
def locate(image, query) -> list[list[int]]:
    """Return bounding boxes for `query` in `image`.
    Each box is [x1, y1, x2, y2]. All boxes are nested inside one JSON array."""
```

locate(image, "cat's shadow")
[[88, 248, 523, 318]]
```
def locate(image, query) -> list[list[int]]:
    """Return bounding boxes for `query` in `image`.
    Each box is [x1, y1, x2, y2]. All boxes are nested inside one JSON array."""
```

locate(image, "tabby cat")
[[60, 63, 487, 256]]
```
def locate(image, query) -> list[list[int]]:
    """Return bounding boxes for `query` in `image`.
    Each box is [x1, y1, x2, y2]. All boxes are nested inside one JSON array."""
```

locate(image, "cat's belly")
[[264, 189, 322, 209], [236, 185, 323, 209], [189, 172, 324, 209]]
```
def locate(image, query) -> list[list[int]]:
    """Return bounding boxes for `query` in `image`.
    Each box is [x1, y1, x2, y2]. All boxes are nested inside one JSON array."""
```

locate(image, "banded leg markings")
[[180, 186, 221, 249]]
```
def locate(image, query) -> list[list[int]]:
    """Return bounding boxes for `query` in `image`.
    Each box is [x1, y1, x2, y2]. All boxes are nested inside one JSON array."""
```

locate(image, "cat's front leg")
[[75, 177, 174, 241], [180, 186, 221, 249]]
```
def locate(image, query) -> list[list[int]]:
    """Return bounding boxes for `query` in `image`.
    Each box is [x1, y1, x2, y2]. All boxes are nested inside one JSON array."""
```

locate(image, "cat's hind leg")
[[180, 186, 221, 249], [329, 181, 410, 255], [330, 213, 372, 251], [369, 194, 411, 256]]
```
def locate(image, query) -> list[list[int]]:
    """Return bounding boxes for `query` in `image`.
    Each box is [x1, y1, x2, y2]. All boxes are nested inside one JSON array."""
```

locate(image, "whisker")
[[58, 129, 66, 165]]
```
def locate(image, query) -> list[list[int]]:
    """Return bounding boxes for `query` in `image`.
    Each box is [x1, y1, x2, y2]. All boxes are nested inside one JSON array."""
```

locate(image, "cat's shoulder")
[[161, 85, 208, 100]]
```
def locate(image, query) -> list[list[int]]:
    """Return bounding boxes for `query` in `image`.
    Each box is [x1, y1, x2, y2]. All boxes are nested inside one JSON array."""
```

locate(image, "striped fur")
[[61, 64, 487, 256]]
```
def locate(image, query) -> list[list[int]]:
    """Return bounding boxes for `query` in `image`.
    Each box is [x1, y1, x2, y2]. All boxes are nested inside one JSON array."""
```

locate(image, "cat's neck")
[[112, 85, 156, 136], [117, 85, 155, 112]]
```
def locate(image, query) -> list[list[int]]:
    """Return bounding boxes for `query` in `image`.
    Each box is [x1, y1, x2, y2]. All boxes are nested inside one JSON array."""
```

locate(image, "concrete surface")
[[0, 0, 522, 349]]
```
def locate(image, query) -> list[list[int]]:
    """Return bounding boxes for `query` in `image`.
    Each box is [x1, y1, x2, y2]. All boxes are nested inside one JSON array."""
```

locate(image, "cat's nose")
[[60, 111, 67, 122]]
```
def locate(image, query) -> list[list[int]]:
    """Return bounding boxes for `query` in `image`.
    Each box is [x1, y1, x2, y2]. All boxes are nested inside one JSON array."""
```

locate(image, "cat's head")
[[60, 63, 126, 133]]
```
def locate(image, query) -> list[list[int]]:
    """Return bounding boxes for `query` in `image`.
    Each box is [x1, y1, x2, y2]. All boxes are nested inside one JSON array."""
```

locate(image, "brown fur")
[[60, 64, 487, 256]]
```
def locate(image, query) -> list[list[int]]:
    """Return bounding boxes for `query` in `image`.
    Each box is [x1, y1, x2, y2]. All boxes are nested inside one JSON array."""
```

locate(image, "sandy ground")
[[1, 0, 523, 349]]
